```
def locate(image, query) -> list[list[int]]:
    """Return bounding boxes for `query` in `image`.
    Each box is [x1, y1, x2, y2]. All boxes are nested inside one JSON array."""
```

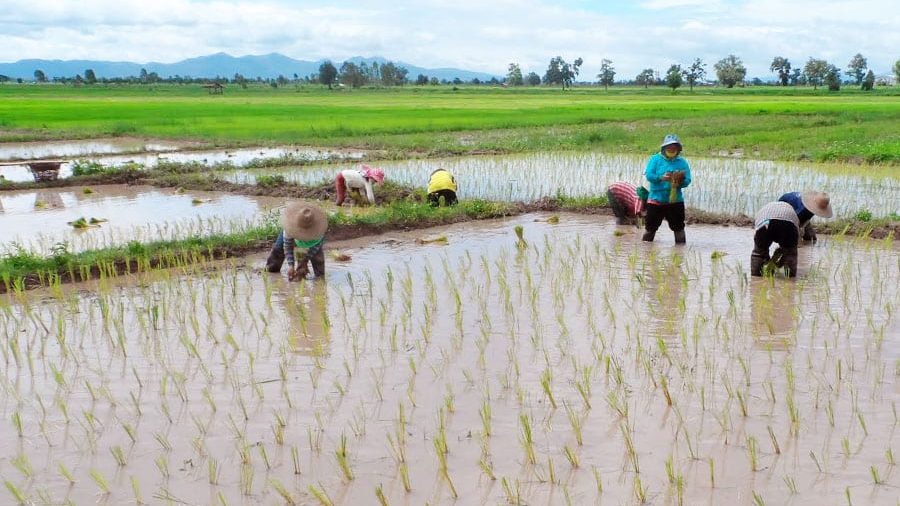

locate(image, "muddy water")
[[0, 146, 366, 183], [0, 138, 188, 161], [227, 152, 900, 217], [1, 215, 897, 505], [0, 185, 283, 254]]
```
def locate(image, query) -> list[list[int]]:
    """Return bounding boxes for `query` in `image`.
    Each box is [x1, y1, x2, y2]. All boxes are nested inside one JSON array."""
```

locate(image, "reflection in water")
[[35, 190, 65, 209], [750, 278, 799, 347], [273, 277, 331, 356], [642, 249, 687, 340]]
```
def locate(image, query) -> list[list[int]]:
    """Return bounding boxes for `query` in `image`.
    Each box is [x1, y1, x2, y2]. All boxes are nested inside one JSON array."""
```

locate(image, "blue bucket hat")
[[660, 134, 682, 149]]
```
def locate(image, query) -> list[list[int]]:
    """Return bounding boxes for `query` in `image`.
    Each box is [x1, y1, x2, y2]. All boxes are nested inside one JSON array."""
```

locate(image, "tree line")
[[12, 54, 900, 90], [505, 53, 898, 91]]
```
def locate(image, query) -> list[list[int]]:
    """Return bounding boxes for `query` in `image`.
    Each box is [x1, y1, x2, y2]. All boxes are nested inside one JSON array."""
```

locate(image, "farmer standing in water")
[[642, 134, 692, 244]]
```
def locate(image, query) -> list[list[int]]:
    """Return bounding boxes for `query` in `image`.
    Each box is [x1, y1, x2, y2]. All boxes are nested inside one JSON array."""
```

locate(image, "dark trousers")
[[751, 220, 799, 277], [428, 189, 458, 207], [644, 202, 685, 233], [266, 232, 326, 277]]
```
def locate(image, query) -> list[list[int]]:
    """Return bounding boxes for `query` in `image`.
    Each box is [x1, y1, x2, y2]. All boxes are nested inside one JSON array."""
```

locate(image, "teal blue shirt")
[[645, 152, 692, 204]]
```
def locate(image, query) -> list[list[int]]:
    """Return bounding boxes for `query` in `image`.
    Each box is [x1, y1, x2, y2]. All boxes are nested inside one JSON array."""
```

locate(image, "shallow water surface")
[[0, 145, 366, 182], [1, 215, 897, 505], [0, 138, 187, 161], [0, 184, 283, 253]]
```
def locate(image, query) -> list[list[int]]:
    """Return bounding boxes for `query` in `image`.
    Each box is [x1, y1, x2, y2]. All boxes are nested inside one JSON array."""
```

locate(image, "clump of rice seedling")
[[563, 445, 579, 468], [90, 469, 111, 495], [5, 481, 27, 504], [375, 484, 389, 506], [335, 433, 354, 481], [514, 225, 527, 249], [747, 435, 759, 471], [270, 479, 296, 505], [540, 368, 557, 409], [308, 483, 334, 506], [519, 413, 536, 464]]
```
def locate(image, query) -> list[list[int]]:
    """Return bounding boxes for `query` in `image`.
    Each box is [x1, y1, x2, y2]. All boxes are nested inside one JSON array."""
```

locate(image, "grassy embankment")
[[1, 84, 898, 164]]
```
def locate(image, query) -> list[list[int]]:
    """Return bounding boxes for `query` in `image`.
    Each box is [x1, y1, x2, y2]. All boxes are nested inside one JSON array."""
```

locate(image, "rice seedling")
[[130, 476, 142, 504], [308, 483, 335, 506], [519, 412, 536, 465], [4, 481, 27, 505], [89, 469, 110, 495], [335, 432, 355, 481]]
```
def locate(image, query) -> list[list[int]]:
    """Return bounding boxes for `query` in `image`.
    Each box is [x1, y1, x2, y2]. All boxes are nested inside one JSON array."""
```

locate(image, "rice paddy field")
[[1, 84, 899, 505], [1, 216, 898, 505], [1, 85, 899, 164]]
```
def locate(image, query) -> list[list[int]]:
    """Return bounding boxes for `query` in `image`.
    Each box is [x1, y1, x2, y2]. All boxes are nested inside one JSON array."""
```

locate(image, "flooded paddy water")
[[0, 185, 283, 254], [1, 214, 897, 505], [0, 143, 365, 183], [227, 152, 900, 218]]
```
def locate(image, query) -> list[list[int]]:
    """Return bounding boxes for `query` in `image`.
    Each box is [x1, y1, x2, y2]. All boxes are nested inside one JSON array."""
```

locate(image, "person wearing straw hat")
[[751, 201, 802, 277], [642, 134, 692, 243], [606, 181, 648, 226], [778, 190, 833, 243], [265, 202, 328, 280], [427, 168, 458, 206], [335, 164, 385, 206]]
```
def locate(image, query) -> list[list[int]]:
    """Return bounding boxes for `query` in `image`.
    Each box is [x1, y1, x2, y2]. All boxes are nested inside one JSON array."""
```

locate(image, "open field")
[[1, 84, 898, 164], [1, 82, 900, 505]]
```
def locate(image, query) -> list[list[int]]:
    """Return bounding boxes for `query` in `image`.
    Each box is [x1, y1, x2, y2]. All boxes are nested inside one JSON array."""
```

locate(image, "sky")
[[2, 0, 898, 79]]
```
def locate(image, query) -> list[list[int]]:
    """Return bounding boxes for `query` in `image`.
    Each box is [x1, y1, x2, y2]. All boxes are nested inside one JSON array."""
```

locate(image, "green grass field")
[[1, 83, 898, 164]]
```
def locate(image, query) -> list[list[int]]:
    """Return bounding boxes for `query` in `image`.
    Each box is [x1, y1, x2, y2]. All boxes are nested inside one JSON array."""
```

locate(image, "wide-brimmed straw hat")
[[282, 202, 327, 241], [800, 190, 833, 218]]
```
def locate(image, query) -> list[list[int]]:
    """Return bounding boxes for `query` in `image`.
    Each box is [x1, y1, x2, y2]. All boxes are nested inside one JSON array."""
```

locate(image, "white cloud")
[[0, 0, 897, 78]]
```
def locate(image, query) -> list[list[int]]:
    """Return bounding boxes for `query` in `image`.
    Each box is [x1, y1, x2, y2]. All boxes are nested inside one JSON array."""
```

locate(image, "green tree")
[[525, 72, 541, 86], [543, 56, 583, 90], [415, 74, 428, 85], [84, 69, 97, 84], [861, 69, 875, 91], [318, 61, 338, 89], [769, 56, 791, 86], [684, 58, 706, 91], [825, 64, 841, 91], [713, 54, 746, 88], [507, 63, 524, 86], [339, 62, 366, 88], [894, 59, 900, 84], [596, 59, 615, 90], [845, 53, 867, 85], [635, 68, 655, 88], [33, 69, 47, 82], [665, 64, 683, 91], [379, 62, 408, 86], [803, 57, 828, 89]]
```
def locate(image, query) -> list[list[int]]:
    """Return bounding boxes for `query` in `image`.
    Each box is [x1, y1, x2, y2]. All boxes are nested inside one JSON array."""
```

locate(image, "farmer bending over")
[[751, 201, 801, 277], [266, 202, 328, 280], [643, 134, 692, 244], [427, 168, 458, 206], [606, 181, 648, 226], [778, 190, 833, 243], [335, 165, 385, 206]]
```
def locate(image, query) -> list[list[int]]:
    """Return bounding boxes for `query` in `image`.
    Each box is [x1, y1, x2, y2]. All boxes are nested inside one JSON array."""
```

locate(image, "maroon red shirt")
[[608, 182, 643, 216]]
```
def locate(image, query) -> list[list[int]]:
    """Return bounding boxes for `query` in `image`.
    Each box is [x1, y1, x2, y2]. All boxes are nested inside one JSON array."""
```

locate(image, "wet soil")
[[1, 215, 897, 505]]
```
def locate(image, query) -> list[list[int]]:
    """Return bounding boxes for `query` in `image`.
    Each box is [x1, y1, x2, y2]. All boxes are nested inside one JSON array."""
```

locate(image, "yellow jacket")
[[428, 169, 457, 193]]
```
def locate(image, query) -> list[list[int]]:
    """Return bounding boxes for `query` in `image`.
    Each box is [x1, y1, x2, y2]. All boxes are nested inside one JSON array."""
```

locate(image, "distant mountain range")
[[0, 52, 499, 82]]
